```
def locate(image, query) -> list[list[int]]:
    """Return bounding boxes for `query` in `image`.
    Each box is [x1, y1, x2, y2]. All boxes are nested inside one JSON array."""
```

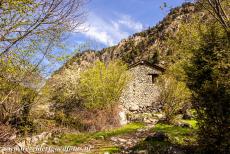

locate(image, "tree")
[[194, 0, 229, 36], [0, 0, 86, 134], [157, 74, 191, 123], [186, 24, 230, 153], [164, 8, 229, 151], [79, 60, 130, 109], [49, 65, 82, 112], [0, 0, 85, 56], [0, 0, 86, 97], [48, 60, 130, 130]]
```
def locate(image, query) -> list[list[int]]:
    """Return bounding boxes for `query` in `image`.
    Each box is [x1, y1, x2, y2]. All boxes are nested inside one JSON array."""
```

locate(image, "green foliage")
[[148, 51, 160, 64], [186, 24, 230, 153], [0, 78, 38, 135], [49, 60, 130, 130], [54, 111, 85, 130], [1, 0, 36, 12], [100, 146, 120, 154], [51, 123, 145, 146], [79, 60, 130, 109], [157, 74, 191, 123], [181, 119, 198, 129], [153, 122, 197, 145], [132, 121, 197, 153], [165, 10, 230, 152], [49, 67, 81, 108]]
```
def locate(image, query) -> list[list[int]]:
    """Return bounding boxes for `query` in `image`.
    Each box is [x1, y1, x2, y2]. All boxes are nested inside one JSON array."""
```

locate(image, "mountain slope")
[[56, 3, 200, 73]]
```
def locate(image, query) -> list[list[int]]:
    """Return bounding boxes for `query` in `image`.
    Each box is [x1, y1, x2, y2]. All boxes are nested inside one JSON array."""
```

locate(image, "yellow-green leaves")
[[157, 74, 191, 123], [79, 60, 130, 109]]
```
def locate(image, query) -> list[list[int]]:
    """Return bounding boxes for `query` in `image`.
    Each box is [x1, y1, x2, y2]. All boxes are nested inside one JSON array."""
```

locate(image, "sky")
[[65, 0, 186, 51], [45, 0, 187, 76]]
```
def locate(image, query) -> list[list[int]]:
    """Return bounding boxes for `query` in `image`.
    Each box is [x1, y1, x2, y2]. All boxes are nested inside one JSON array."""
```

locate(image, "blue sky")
[[45, 0, 187, 76], [66, 0, 186, 51]]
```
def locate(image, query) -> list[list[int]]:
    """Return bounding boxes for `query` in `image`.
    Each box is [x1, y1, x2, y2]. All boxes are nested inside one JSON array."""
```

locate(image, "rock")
[[53, 137, 59, 144], [129, 105, 139, 111], [31, 136, 38, 144], [176, 122, 192, 128], [145, 132, 168, 142], [9, 135, 17, 140], [182, 112, 192, 120], [110, 137, 118, 142], [37, 132, 48, 140], [88, 126, 96, 132], [154, 113, 165, 119], [127, 141, 133, 145], [183, 138, 191, 143], [17, 140, 26, 147], [117, 138, 127, 143], [136, 150, 148, 154], [119, 111, 128, 125], [167, 146, 185, 154]]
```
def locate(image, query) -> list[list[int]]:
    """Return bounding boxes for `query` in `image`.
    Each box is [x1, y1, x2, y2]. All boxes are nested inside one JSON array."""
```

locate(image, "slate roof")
[[129, 60, 165, 72]]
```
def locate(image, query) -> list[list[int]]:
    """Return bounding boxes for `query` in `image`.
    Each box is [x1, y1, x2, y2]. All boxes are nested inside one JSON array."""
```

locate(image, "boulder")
[[136, 150, 148, 154], [129, 105, 139, 111], [182, 111, 193, 120], [176, 122, 192, 128], [119, 111, 128, 125], [110, 137, 118, 142], [31, 136, 38, 144], [117, 138, 127, 143], [145, 132, 168, 142]]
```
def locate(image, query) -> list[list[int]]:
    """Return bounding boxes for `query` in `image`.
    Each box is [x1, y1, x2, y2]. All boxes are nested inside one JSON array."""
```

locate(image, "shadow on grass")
[[130, 121, 198, 154], [50, 122, 145, 146]]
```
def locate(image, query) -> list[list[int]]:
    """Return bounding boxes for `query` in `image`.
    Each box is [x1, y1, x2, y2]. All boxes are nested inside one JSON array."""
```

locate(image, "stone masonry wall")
[[120, 65, 162, 114]]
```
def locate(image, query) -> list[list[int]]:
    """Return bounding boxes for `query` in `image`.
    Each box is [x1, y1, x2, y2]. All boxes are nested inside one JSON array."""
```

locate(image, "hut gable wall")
[[120, 64, 162, 113]]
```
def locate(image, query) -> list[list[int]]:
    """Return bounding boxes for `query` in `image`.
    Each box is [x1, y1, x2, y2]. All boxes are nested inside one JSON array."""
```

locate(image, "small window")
[[148, 73, 159, 84]]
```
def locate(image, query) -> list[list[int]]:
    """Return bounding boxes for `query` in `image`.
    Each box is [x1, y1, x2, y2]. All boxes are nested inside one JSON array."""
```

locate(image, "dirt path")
[[76, 124, 157, 154]]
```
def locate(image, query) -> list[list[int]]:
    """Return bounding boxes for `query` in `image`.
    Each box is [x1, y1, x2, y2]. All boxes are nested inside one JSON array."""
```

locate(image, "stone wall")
[[119, 65, 163, 124]]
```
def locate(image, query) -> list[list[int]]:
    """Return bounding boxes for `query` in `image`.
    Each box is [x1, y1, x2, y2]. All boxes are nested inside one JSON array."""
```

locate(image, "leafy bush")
[[50, 60, 130, 131], [165, 13, 230, 152], [0, 77, 38, 135], [157, 75, 191, 123], [79, 60, 130, 109], [186, 24, 230, 153]]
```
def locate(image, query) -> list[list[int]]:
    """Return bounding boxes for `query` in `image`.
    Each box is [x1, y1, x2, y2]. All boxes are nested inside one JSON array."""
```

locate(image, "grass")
[[99, 146, 120, 154], [153, 122, 197, 145], [181, 119, 197, 129], [52, 122, 145, 146], [131, 119, 198, 153]]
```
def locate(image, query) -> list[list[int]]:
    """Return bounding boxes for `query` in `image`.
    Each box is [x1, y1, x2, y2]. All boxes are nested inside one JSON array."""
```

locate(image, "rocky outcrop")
[[17, 132, 52, 147]]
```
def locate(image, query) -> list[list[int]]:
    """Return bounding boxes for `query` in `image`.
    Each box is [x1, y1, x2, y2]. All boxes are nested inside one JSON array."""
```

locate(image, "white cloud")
[[118, 15, 144, 32], [80, 13, 144, 46]]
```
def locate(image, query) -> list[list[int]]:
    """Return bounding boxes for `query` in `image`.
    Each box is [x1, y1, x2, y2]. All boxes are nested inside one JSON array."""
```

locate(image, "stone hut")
[[119, 60, 165, 124]]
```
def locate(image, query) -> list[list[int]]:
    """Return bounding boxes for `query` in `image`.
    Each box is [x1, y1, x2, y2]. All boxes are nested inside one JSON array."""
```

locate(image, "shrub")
[[186, 24, 230, 153], [0, 124, 16, 146], [157, 75, 191, 123], [50, 60, 130, 131], [79, 60, 130, 109]]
